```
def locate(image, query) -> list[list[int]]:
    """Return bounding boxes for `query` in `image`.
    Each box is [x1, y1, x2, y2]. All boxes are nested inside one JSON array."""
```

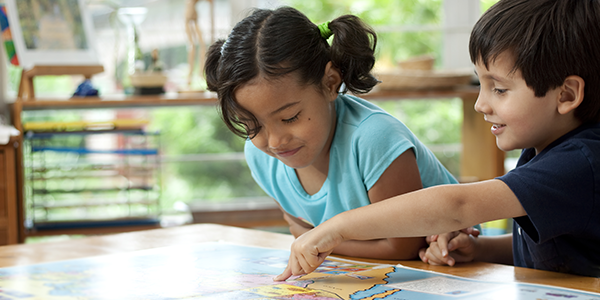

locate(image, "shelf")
[[10, 86, 480, 111], [30, 147, 159, 155], [25, 129, 156, 137], [362, 85, 479, 101], [28, 217, 161, 236], [29, 164, 154, 172], [28, 171, 151, 180], [14, 92, 218, 111], [31, 199, 158, 209], [32, 186, 154, 194]]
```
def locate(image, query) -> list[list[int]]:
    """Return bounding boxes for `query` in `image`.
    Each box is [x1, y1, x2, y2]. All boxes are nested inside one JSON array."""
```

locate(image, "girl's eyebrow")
[[270, 101, 300, 116]]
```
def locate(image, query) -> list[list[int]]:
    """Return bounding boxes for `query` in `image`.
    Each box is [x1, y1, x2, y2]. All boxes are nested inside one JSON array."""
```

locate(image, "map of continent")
[[0, 242, 598, 300]]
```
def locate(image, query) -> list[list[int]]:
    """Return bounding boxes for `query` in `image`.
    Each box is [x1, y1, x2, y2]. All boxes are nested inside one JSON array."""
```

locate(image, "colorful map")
[[0, 242, 598, 299]]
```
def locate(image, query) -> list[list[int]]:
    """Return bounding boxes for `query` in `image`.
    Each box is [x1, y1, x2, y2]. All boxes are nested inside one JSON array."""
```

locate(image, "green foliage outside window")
[[148, 107, 266, 205], [285, 0, 442, 65]]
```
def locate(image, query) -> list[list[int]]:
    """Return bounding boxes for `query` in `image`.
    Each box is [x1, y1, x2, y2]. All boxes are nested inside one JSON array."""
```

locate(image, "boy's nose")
[[474, 94, 490, 115]]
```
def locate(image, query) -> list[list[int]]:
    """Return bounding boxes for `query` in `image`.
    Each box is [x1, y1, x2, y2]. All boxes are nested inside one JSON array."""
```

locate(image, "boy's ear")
[[557, 75, 585, 115], [323, 61, 342, 100]]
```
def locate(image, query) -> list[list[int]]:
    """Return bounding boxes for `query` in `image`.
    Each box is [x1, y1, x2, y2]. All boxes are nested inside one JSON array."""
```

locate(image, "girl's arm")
[[275, 179, 526, 280], [475, 234, 514, 264], [328, 149, 427, 259], [282, 212, 313, 238]]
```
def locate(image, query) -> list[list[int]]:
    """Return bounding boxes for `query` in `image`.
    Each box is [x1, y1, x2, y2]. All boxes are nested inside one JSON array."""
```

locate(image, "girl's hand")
[[274, 224, 344, 281]]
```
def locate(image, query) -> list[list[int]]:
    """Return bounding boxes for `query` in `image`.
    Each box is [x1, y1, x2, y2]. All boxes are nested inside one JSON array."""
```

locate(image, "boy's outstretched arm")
[[274, 179, 526, 281]]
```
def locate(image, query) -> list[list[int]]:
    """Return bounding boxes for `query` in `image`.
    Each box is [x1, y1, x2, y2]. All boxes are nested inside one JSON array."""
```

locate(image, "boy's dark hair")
[[205, 7, 378, 138], [470, 0, 600, 124]]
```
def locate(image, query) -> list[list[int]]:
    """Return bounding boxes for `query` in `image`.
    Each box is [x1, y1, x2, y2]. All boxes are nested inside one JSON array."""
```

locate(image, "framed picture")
[[4, 0, 99, 69]]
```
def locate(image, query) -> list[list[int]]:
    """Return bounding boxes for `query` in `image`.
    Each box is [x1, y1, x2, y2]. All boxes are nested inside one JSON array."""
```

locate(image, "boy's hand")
[[274, 224, 344, 281], [418, 227, 479, 266]]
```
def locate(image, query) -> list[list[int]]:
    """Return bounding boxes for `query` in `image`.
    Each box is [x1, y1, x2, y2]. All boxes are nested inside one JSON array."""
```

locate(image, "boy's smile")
[[490, 123, 506, 135], [474, 52, 570, 154]]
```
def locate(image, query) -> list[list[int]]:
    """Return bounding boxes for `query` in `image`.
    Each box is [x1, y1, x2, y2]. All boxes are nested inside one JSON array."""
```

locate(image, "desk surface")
[[1, 223, 597, 293]]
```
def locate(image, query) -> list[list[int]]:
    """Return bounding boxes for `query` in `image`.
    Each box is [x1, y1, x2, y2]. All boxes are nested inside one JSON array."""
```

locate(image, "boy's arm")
[[275, 179, 526, 280], [327, 149, 427, 259]]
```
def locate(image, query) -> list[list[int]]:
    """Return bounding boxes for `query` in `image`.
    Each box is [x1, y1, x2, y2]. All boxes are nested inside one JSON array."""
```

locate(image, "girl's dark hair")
[[205, 6, 378, 138], [469, 0, 600, 124]]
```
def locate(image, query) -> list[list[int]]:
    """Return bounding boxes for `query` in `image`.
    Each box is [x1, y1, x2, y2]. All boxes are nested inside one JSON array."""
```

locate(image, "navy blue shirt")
[[498, 123, 600, 277]]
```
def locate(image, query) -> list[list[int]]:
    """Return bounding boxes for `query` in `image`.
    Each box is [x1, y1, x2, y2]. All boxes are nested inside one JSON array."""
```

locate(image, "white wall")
[[89, 0, 284, 93], [229, 0, 283, 26], [442, 0, 481, 70]]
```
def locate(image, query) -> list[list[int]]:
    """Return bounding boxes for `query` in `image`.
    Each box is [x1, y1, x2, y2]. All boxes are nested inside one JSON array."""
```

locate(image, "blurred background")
[[1, 0, 516, 240]]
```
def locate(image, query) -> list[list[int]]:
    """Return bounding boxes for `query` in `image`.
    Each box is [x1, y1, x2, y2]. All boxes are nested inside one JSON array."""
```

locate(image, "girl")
[[204, 6, 457, 260]]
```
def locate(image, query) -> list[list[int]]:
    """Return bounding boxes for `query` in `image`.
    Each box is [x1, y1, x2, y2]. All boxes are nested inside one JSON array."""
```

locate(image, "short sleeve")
[[352, 113, 416, 190], [499, 143, 596, 243]]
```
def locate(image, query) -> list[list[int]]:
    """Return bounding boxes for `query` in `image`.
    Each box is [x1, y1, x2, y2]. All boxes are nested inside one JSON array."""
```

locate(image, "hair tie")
[[318, 21, 333, 39]]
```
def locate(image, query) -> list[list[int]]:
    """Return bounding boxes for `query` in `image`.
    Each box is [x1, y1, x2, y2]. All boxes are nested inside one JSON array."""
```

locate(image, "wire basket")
[[397, 54, 435, 71]]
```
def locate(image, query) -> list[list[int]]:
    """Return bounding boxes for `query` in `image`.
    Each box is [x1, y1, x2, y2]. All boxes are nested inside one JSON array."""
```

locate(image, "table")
[[0, 223, 597, 293]]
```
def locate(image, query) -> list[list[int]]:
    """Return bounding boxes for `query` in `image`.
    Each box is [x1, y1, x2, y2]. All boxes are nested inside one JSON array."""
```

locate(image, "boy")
[[275, 0, 600, 280]]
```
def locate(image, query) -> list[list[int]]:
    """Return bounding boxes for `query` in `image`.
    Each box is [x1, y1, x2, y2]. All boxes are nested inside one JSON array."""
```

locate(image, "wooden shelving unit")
[[18, 65, 105, 101], [8, 86, 503, 243], [0, 136, 20, 244], [9, 92, 220, 242], [23, 129, 161, 237]]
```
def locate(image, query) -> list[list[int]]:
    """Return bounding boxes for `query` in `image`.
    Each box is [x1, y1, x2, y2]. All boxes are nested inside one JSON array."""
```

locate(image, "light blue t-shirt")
[[245, 94, 457, 226]]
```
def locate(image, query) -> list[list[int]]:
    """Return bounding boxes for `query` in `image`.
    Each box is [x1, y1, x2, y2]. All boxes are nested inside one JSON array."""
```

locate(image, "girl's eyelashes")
[[283, 112, 301, 124]]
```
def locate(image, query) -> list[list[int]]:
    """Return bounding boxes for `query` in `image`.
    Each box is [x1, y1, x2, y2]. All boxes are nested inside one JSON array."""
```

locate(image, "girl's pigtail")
[[205, 39, 225, 92], [328, 15, 378, 94]]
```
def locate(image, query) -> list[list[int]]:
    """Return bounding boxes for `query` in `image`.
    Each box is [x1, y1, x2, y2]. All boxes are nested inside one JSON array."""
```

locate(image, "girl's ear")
[[558, 75, 585, 115], [323, 61, 342, 101]]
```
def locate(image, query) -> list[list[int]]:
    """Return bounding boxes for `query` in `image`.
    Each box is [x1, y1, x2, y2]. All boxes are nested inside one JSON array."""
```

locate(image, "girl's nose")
[[266, 126, 289, 150]]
